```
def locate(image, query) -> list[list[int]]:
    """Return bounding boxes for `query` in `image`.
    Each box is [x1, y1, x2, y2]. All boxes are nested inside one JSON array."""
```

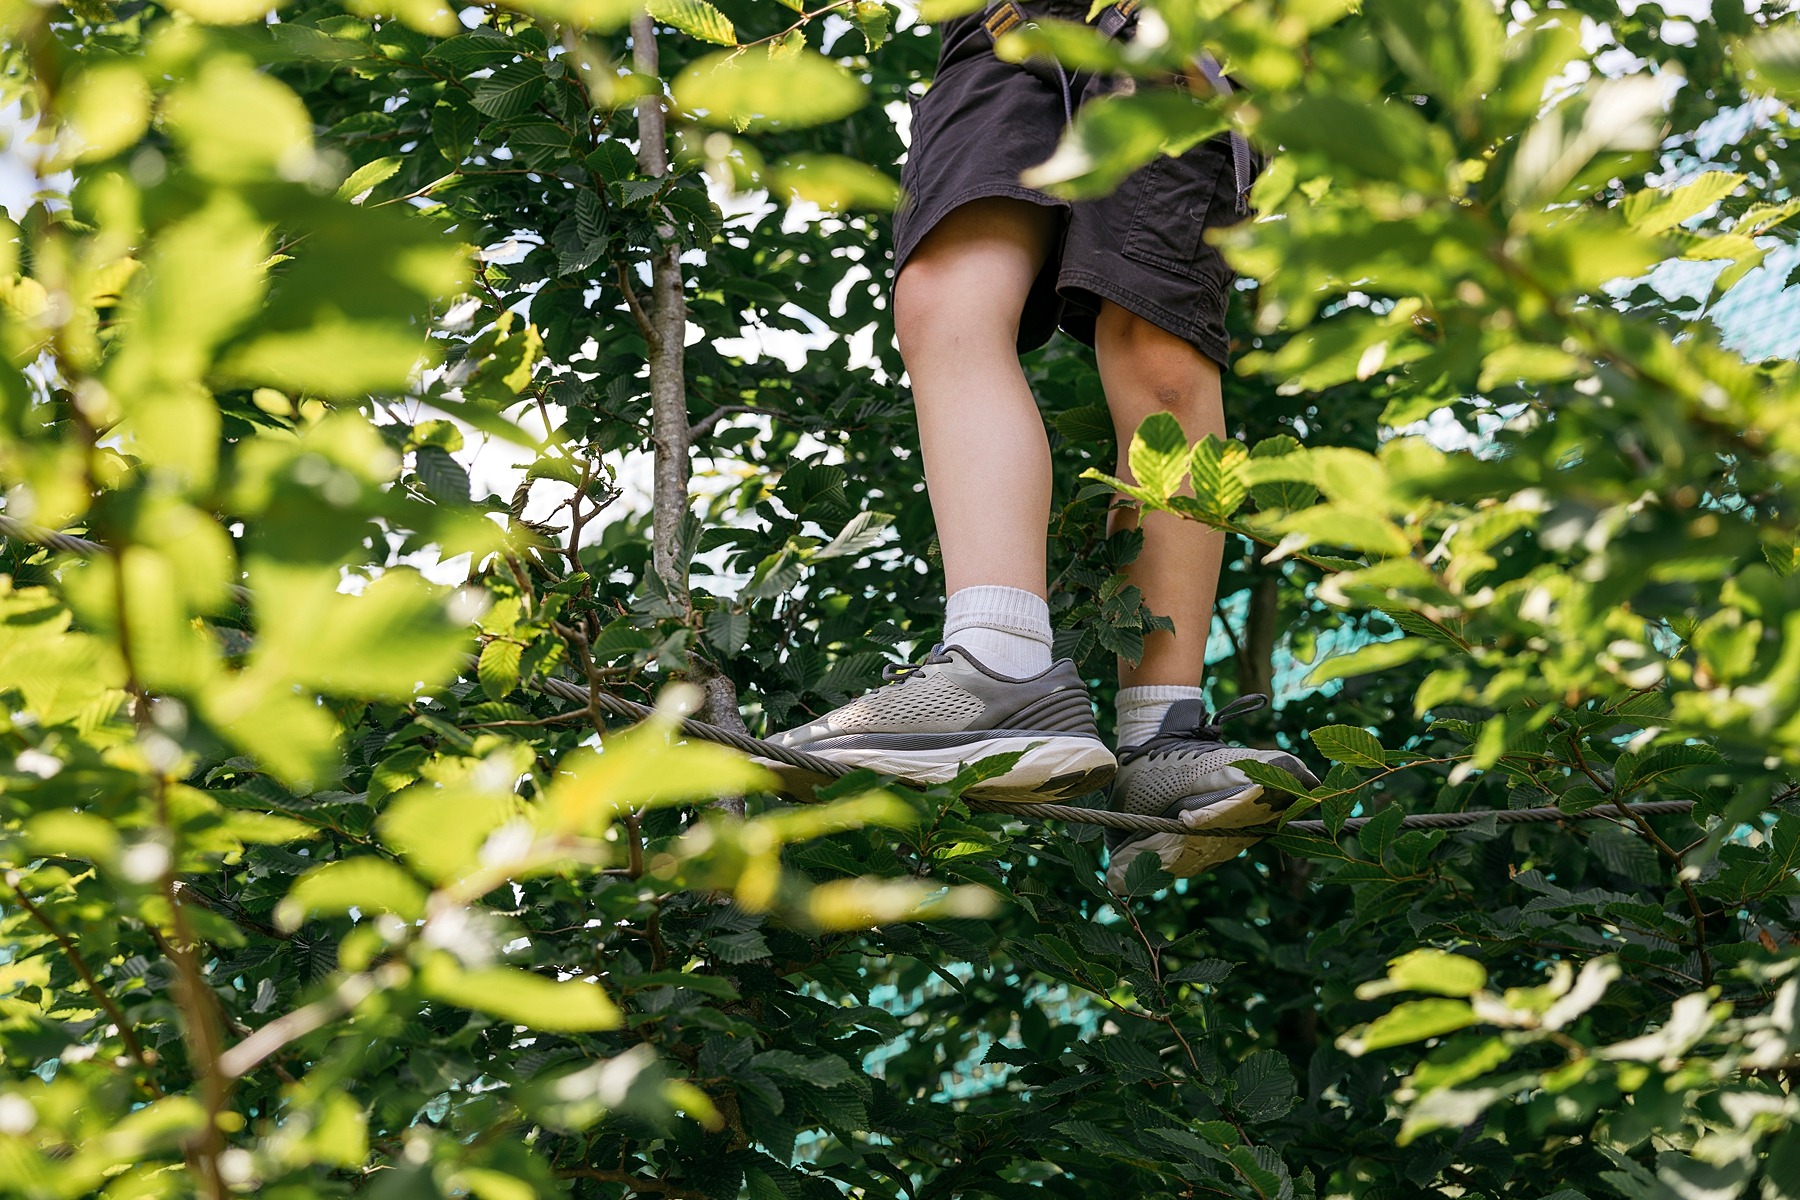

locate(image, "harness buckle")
[[981, 0, 1025, 39]]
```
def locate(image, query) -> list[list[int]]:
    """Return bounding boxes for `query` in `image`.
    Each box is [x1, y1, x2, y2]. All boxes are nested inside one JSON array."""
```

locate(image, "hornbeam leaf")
[[1623, 171, 1746, 234], [1188, 435, 1248, 521], [675, 49, 865, 128], [1310, 724, 1386, 769], [647, 0, 736, 45], [425, 960, 622, 1031], [471, 61, 548, 119], [1126, 412, 1189, 505], [1341, 998, 1478, 1054], [277, 857, 427, 929]]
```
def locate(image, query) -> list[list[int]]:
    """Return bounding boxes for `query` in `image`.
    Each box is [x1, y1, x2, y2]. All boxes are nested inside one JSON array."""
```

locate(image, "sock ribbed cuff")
[[942, 586, 1053, 678], [1116, 684, 1204, 749], [944, 585, 1052, 643]]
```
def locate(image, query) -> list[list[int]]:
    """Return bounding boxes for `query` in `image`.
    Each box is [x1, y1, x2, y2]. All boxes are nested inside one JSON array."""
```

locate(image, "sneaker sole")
[[1105, 784, 1285, 892], [754, 736, 1117, 803]]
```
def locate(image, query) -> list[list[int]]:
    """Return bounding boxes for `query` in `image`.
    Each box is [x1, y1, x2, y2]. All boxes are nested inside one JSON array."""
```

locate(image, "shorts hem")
[[894, 183, 1068, 271], [1056, 268, 1232, 369]]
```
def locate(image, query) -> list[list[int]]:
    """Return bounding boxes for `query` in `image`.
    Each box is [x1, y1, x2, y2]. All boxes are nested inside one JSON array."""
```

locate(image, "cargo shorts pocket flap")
[[1120, 140, 1234, 293]]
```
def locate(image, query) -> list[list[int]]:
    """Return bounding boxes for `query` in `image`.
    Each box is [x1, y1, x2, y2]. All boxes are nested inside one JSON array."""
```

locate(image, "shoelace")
[[879, 644, 954, 685], [1124, 693, 1272, 763], [1190, 694, 1269, 740]]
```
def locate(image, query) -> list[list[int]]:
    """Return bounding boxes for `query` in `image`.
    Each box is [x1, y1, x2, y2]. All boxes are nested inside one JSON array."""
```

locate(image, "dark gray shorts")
[[894, 8, 1256, 367]]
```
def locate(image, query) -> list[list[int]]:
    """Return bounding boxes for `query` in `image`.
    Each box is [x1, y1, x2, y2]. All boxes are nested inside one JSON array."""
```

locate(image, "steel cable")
[[3, 517, 1710, 842]]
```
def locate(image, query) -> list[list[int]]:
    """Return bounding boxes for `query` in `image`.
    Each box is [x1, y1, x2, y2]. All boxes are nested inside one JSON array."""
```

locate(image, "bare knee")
[[895, 201, 1053, 361], [1096, 304, 1221, 416], [895, 249, 1029, 362], [896, 255, 995, 359]]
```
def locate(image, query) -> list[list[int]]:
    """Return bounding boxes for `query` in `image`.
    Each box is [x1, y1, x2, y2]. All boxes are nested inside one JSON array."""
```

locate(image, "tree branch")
[[3, 873, 163, 1095]]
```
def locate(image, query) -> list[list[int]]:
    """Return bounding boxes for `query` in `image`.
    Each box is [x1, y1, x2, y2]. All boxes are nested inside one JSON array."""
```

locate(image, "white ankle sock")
[[942, 585, 1053, 679], [1116, 685, 1205, 749]]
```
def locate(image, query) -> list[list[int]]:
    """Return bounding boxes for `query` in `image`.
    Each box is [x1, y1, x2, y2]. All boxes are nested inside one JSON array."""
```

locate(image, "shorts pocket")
[[1121, 137, 1234, 291]]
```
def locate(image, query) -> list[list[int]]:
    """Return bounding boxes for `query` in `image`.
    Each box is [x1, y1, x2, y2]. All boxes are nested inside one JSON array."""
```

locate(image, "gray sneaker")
[[757, 645, 1117, 802], [1104, 696, 1319, 892]]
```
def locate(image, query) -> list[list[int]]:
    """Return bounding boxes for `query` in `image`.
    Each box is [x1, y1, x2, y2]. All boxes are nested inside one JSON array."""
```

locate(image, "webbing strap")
[[979, 0, 1255, 214], [1093, 0, 1140, 38]]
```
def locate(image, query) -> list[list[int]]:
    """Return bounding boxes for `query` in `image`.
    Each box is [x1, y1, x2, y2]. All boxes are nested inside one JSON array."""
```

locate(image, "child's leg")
[[760, 196, 1116, 803], [1092, 299, 1227, 694], [1092, 303, 1320, 891], [894, 197, 1060, 599]]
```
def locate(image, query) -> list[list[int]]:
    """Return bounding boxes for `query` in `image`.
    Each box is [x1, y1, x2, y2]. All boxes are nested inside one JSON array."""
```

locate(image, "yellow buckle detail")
[[982, 1, 1024, 38]]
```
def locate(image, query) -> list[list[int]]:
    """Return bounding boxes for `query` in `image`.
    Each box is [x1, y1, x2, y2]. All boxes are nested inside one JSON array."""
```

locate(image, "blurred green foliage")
[[3, 0, 1800, 1197]]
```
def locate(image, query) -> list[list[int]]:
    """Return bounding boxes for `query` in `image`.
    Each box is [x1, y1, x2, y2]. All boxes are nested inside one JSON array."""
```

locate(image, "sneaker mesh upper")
[[1114, 747, 1263, 816], [827, 674, 987, 733]]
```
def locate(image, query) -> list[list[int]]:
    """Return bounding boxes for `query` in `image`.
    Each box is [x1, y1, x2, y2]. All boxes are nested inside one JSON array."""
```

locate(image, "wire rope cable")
[[4, 518, 1712, 841]]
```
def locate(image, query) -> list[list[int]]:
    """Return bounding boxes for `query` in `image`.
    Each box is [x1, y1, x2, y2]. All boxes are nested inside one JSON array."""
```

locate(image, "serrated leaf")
[[1168, 958, 1236, 984], [471, 60, 547, 119], [647, 0, 736, 45], [478, 639, 522, 698], [1622, 170, 1746, 234], [1188, 435, 1248, 521], [675, 48, 866, 129], [1231, 1050, 1297, 1120], [704, 608, 750, 655], [814, 511, 894, 560], [1126, 411, 1188, 505], [1309, 724, 1386, 769], [1121, 848, 1173, 896], [706, 929, 771, 964], [415, 444, 470, 502], [1306, 635, 1433, 686], [276, 857, 426, 930], [424, 960, 621, 1031], [1340, 998, 1477, 1054], [336, 155, 402, 204]]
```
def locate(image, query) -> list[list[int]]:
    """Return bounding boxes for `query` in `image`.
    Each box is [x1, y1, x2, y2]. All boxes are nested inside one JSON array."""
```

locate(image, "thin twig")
[[218, 969, 385, 1081], [3, 874, 163, 1095]]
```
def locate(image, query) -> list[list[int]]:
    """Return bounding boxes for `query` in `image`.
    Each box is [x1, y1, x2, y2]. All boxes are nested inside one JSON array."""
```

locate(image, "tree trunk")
[[632, 14, 691, 611], [1237, 548, 1279, 701], [632, 16, 746, 813]]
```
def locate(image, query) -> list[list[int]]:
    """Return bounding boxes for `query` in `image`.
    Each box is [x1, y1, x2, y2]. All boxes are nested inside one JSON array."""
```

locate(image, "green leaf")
[[1188, 435, 1248, 522], [471, 61, 548, 119], [769, 155, 901, 212], [336, 156, 403, 204], [1358, 949, 1489, 999], [647, 0, 736, 45], [1306, 636, 1433, 686], [276, 857, 427, 930], [1309, 724, 1386, 769], [1248, 436, 1319, 510], [241, 567, 471, 701], [424, 959, 622, 1031], [1126, 412, 1189, 505], [852, 0, 890, 51], [1744, 26, 1800, 104], [378, 786, 521, 885], [1272, 506, 1412, 559], [674, 49, 865, 128], [704, 609, 750, 655], [1231, 1050, 1296, 1121], [545, 717, 777, 833], [814, 511, 895, 560], [1622, 171, 1746, 234], [415, 444, 471, 502], [1341, 998, 1478, 1054], [478, 639, 523, 698]]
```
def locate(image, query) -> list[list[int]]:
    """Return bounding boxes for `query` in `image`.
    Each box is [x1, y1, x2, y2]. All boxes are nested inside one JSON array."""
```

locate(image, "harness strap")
[[978, 0, 1255, 214]]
